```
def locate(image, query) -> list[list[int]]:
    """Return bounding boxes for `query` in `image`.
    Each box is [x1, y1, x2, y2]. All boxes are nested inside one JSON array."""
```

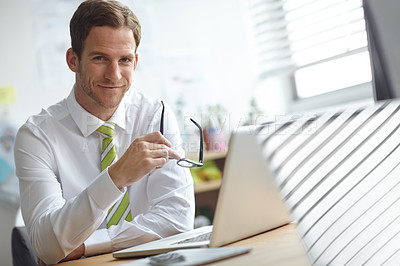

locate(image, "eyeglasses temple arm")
[[160, 101, 165, 135], [190, 118, 204, 163]]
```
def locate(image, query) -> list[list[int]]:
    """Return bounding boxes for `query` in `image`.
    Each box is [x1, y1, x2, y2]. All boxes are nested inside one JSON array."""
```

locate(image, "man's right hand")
[[108, 131, 180, 190]]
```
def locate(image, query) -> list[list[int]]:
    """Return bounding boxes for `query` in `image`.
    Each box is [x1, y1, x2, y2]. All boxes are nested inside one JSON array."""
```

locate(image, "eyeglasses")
[[160, 101, 204, 168]]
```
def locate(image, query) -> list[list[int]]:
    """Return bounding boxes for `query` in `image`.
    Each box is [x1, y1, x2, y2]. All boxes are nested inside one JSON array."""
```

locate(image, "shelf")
[[204, 151, 227, 161], [194, 179, 222, 193], [190, 151, 226, 194], [187, 150, 227, 161]]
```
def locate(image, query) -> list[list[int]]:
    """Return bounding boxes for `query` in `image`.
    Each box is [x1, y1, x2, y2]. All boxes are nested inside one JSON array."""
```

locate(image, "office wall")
[[0, 0, 278, 129], [0, 0, 52, 126], [0, 1, 39, 264]]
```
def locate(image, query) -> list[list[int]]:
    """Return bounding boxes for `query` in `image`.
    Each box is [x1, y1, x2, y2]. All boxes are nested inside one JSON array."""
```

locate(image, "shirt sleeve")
[[107, 161, 194, 254], [14, 123, 124, 265], [84, 101, 195, 255]]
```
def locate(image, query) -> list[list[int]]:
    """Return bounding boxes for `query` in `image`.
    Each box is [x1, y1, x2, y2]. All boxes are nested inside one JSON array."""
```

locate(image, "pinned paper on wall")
[[0, 85, 16, 104], [0, 119, 19, 209]]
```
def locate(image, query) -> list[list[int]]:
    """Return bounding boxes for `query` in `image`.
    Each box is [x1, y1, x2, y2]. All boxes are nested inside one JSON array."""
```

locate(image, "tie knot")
[[96, 122, 116, 138]]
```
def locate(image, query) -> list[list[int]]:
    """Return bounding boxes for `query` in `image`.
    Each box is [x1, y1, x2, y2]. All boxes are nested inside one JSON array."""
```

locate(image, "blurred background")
[[0, 0, 374, 265]]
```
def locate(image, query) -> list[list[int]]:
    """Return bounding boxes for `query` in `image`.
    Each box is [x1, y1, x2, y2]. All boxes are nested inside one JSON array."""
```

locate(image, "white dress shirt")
[[14, 88, 195, 265]]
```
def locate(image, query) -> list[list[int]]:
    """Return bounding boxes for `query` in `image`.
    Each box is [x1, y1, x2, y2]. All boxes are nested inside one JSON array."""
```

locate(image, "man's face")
[[70, 26, 138, 118]]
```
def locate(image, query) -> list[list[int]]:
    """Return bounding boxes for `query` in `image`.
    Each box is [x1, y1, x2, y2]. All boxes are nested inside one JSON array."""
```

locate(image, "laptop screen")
[[210, 124, 292, 247]]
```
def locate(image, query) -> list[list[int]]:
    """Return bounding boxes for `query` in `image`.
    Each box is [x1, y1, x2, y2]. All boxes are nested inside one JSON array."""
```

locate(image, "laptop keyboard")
[[172, 232, 212, 245]]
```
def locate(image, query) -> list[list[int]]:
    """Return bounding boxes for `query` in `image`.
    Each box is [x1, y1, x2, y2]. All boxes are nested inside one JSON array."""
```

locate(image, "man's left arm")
[[84, 103, 195, 255], [84, 157, 195, 256], [109, 161, 195, 252]]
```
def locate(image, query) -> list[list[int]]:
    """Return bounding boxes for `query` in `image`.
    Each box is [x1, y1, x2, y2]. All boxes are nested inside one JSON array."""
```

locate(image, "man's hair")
[[70, 0, 141, 59]]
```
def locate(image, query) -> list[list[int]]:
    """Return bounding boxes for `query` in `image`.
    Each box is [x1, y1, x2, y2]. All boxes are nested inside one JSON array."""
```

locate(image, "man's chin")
[[98, 98, 123, 109], [91, 89, 127, 109]]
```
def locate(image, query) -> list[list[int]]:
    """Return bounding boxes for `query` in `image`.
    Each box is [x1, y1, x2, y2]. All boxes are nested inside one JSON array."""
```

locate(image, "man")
[[14, 0, 195, 264]]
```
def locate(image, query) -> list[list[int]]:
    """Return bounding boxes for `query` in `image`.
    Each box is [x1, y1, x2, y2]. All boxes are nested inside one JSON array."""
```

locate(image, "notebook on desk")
[[113, 126, 292, 258]]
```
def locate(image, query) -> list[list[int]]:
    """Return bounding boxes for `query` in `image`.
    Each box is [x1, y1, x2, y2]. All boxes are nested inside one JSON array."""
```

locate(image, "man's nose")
[[104, 61, 122, 81]]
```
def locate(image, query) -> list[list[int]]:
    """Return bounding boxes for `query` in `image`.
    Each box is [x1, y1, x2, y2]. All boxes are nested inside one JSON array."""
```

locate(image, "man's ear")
[[133, 53, 139, 71], [66, 48, 79, 73]]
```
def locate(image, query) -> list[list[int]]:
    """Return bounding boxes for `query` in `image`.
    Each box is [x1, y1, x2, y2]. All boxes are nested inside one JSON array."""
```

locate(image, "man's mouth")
[[98, 84, 123, 89]]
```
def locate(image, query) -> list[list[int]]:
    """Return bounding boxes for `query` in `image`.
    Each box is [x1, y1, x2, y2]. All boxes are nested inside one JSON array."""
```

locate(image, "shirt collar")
[[66, 87, 127, 137]]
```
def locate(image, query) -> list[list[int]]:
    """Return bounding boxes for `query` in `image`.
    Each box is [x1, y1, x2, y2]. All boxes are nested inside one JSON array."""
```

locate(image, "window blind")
[[246, 0, 368, 79]]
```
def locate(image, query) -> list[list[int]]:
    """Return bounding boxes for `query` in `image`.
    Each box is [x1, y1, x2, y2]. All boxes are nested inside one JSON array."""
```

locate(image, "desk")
[[58, 223, 310, 266]]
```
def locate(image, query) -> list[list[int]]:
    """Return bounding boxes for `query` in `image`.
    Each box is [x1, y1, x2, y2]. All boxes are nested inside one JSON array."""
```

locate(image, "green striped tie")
[[97, 122, 132, 228]]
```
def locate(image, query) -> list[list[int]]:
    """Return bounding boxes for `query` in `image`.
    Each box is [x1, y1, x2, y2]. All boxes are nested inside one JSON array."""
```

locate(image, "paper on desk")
[[120, 246, 252, 266]]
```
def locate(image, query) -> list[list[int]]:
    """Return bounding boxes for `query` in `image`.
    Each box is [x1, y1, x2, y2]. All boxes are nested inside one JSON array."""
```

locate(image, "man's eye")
[[93, 56, 105, 61], [121, 58, 133, 63]]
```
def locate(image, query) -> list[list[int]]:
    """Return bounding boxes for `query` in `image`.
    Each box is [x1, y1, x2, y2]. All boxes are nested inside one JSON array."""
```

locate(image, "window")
[[245, 0, 372, 109]]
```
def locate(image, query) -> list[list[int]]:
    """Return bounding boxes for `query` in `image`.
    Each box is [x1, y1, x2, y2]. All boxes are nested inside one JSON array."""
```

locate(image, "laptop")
[[113, 125, 291, 258]]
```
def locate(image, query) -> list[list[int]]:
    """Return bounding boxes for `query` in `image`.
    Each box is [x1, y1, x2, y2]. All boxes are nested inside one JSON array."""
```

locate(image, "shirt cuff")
[[106, 166, 126, 192], [86, 168, 124, 210], [84, 228, 112, 257]]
